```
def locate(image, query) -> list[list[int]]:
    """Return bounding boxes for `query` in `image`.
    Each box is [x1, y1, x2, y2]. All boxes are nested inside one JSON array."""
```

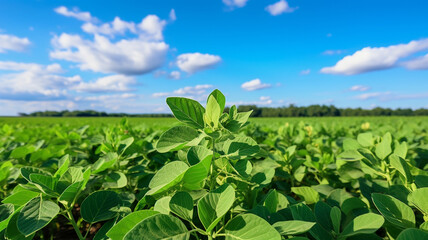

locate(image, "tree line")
[[19, 105, 428, 118]]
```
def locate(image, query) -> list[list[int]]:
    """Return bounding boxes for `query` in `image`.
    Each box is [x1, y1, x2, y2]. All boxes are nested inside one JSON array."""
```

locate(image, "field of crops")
[[1, 90, 428, 240]]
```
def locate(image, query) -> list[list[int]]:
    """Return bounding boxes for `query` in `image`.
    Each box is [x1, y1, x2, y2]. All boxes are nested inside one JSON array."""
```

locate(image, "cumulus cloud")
[[350, 85, 370, 92], [73, 75, 136, 93], [0, 61, 81, 100], [50, 33, 168, 75], [403, 53, 428, 70], [152, 84, 214, 100], [54, 6, 96, 22], [321, 38, 428, 75], [0, 34, 31, 53], [241, 78, 271, 91], [223, 0, 249, 8], [176, 53, 221, 74], [265, 0, 296, 16]]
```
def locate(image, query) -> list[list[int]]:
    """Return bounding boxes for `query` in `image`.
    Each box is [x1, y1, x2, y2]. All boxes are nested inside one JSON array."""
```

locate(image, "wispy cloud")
[[300, 69, 310, 75], [322, 50, 346, 55], [152, 84, 214, 101], [265, 0, 297, 16], [54, 6, 96, 22], [350, 85, 370, 92], [241, 79, 271, 91], [223, 0, 249, 9], [354, 91, 428, 101]]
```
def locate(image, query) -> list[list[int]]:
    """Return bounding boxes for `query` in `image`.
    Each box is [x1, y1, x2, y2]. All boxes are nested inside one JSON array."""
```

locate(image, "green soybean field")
[[1, 90, 428, 240]]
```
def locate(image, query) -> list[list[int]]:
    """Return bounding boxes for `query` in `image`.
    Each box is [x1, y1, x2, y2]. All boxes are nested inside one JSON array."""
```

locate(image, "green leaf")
[[372, 193, 415, 228], [225, 214, 281, 240], [92, 152, 118, 174], [106, 210, 159, 240], [389, 155, 412, 183], [340, 213, 384, 237], [263, 189, 279, 214], [153, 196, 172, 215], [170, 192, 194, 221], [357, 132, 373, 147], [375, 132, 392, 160], [10, 145, 35, 158], [341, 197, 368, 215], [54, 154, 70, 178], [0, 204, 14, 223], [147, 161, 189, 196], [182, 146, 212, 190], [20, 167, 51, 182], [291, 186, 319, 205], [17, 196, 60, 236], [330, 207, 341, 233], [118, 137, 134, 155], [103, 172, 128, 189], [167, 97, 205, 129], [80, 191, 121, 223], [223, 136, 260, 160], [408, 188, 428, 215], [273, 220, 316, 236], [204, 95, 221, 129], [5, 208, 35, 240], [123, 214, 190, 240], [156, 126, 202, 153], [2, 190, 39, 208], [314, 201, 333, 231], [396, 228, 428, 240], [337, 150, 364, 161], [394, 141, 407, 159], [343, 138, 362, 151], [208, 89, 226, 113], [198, 183, 235, 233], [58, 181, 83, 206], [93, 218, 116, 240]]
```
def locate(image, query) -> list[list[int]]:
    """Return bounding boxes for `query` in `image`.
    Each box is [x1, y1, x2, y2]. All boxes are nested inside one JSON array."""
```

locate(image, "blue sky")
[[0, 0, 427, 115]]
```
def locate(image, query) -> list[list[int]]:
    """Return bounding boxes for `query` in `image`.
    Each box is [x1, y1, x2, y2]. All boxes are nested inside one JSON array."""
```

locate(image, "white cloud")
[[0, 61, 81, 100], [241, 78, 271, 91], [300, 69, 310, 75], [81, 17, 137, 36], [81, 14, 167, 40], [152, 84, 214, 100], [54, 6, 96, 22], [323, 50, 345, 55], [223, 0, 248, 8], [350, 85, 370, 92], [0, 34, 31, 53], [321, 38, 428, 75], [353, 92, 428, 101], [50, 33, 168, 75], [169, 71, 181, 80], [169, 9, 177, 21], [265, 0, 296, 16], [354, 92, 390, 100], [176, 53, 221, 74], [73, 75, 136, 93], [403, 53, 428, 70]]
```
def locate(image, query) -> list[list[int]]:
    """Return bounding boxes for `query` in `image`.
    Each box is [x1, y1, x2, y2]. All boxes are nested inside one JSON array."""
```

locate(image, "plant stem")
[[209, 137, 216, 191], [65, 211, 85, 240]]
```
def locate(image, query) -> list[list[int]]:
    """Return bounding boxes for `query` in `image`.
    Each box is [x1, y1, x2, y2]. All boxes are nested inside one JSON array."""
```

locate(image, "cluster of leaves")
[[0, 90, 428, 239]]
